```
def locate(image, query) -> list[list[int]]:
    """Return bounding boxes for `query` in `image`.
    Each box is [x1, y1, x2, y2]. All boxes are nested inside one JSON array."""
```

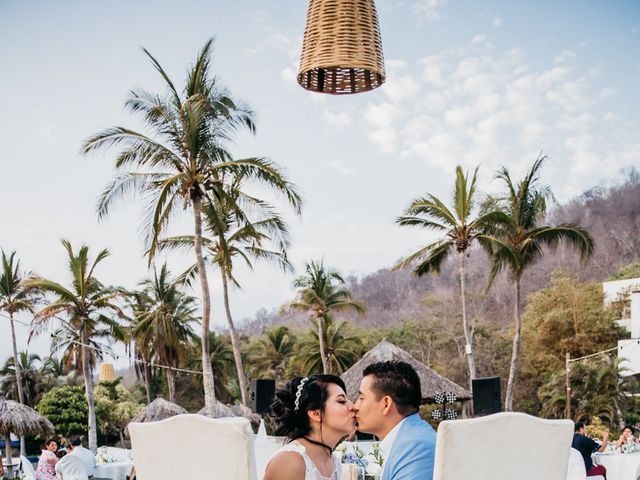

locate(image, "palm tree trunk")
[[143, 359, 152, 403], [4, 434, 13, 467], [119, 429, 126, 448], [505, 279, 522, 411], [9, 313, 27, 456], [166, 366, 176, 403], [80, 325, 97, 452], [317, 316, 329, 374], [220, 269, 249, 406], [458, 252, 476, 391], [193, 196, 216, 414]]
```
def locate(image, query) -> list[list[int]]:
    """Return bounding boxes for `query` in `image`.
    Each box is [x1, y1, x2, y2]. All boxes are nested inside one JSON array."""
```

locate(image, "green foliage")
[[585, 416, 610, 439], [36, 385, 88, 439], [608, 262, 640, 281], [247, 326, 296, 385], [518, 270, 624, 414]]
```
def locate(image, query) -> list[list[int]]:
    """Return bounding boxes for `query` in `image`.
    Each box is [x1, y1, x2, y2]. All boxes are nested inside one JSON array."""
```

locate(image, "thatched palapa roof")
[[197, 401, 261, 426], [130, 397, 187, 423], [341, 340, 472, 402], [0, 399, 54, 437]]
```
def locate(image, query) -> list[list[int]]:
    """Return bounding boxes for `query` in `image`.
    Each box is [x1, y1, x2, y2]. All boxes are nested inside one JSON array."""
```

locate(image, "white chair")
[[433, 412, 574, 480], [129, 414, 257, 480], [567, 448, 605, 480], [20, 455, 35, 480], [567, 448, 587, 480]]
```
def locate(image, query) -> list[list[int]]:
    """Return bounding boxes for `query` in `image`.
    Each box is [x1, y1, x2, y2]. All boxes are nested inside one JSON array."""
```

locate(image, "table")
[[93, 461, 134, 480], [593, 452, 640, 480]]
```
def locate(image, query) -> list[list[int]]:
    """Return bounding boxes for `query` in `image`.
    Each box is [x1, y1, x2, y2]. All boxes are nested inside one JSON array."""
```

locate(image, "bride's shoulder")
[[263, 449, 306, 480]]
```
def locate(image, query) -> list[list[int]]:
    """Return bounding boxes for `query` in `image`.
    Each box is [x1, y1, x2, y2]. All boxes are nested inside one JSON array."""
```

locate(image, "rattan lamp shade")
[[98, 363, 117, 382], [298, 0, 385, 94]]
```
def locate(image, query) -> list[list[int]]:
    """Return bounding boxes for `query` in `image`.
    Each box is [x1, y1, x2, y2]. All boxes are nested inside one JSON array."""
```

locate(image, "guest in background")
[[55, 440, 90, 480], [572, 422, 608, 478], [66, 436, 95, 477], [615, 426, 639, 449], [35, 439, 58, 480]]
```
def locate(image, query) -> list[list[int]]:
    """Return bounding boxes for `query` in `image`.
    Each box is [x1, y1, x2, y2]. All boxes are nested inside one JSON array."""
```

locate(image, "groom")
[[353, 361, 436, 480]]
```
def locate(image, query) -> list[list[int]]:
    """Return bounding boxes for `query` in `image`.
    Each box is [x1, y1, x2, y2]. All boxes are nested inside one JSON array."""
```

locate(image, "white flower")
[[366, 461, 383, 477]]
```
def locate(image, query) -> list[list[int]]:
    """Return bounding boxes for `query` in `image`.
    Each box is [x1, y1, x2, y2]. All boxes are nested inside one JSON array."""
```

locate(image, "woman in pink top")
[[35, 439, 58, 480]]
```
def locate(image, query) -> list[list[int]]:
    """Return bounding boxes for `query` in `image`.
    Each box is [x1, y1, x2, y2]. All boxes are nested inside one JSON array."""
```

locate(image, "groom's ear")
[[381, 395, 395, 415]]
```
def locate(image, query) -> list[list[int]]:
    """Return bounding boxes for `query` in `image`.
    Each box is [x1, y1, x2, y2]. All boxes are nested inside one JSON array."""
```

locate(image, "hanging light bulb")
[[298, 0, 386, 94]]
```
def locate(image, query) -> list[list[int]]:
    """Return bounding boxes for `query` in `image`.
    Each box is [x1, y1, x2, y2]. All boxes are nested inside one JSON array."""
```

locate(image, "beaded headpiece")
[[294, 377, 310, 412]]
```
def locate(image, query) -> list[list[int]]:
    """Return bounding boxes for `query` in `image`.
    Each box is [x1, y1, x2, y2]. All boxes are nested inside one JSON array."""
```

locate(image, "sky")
[[1, 0, 639, 366]]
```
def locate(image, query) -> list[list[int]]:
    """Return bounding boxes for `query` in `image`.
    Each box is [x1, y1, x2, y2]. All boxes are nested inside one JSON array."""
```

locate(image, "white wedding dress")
[[269, 441, 341, 480]]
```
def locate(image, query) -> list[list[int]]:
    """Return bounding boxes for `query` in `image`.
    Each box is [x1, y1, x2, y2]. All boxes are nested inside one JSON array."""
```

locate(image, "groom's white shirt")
[[379, 416, 408, 476]]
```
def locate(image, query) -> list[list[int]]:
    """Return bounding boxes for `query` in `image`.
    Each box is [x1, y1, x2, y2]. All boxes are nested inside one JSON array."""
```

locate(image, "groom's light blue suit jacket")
[[381, 413, 436, 480]]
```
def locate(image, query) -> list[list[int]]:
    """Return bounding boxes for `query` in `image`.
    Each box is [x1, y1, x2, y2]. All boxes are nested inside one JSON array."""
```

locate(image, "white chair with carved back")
[[129, 414, 257, 480], [433, 412, 574, 480], [20, 455, 35, 480]]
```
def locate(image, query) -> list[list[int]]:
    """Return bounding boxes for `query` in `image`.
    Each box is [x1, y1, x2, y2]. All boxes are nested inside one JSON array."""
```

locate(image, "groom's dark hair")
[[363, 361, 421, 416]]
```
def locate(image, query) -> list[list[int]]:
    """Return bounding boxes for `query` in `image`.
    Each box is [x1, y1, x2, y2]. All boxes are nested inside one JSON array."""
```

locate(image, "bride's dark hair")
[[270, 374, 347, 443]]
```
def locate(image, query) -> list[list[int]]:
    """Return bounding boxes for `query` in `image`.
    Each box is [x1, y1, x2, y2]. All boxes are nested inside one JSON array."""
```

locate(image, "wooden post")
[[565, 352, 572, 419]]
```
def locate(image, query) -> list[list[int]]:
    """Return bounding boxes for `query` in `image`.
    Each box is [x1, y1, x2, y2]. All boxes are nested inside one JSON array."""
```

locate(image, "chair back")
[[20, 455, 35, 480], [566, 447, 587, 480], [129, 414, 257, 480], [433, 412, 574, 480]]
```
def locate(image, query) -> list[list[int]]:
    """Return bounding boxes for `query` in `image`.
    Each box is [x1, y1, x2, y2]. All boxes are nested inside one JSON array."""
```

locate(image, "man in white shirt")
[[353, 361, 436, 480], [56, 437, 95, 480]]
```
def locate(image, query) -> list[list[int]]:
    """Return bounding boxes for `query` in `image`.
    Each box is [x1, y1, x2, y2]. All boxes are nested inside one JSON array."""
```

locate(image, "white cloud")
[[420, 55, 445, 86], [554, 50, 576, 64], [368, 128, 398, 154], [599, 87, 617, 98], [356, 39, 637, 201], [493, 16, 503, 27], [328, 160, 356, 176], [414, 0, 448, 22], [386, 59, 408, 70], [281, 66, 296, 83], [322, 109, 352, 128], [382, 75, 422, 102], [364, 102, 400, 129]]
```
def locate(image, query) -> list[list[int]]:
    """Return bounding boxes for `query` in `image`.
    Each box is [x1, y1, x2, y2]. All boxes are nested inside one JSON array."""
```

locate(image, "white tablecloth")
[[593, 452, 640, 480], [94, 461, 134, 480]]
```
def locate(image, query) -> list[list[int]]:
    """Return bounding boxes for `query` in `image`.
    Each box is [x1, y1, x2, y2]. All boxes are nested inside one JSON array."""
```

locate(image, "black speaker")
[[472, 376, 501, 416], [251, 379, 276, 414]]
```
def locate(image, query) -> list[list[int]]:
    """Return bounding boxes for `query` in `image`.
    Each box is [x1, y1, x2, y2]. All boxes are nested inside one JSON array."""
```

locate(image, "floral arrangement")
[[95, 447, 115, 465], [335, 441, 384, 479]]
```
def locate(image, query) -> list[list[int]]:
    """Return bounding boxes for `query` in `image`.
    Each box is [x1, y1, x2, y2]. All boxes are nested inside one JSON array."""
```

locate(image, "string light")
[[2, 312, 210, 377]]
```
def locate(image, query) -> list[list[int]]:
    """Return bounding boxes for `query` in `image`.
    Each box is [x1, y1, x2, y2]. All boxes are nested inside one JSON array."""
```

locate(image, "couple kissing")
[[264, 361, 436, 480]]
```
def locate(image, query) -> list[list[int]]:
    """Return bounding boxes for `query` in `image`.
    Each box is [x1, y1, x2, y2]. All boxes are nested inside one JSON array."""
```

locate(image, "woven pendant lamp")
[[298, 0, 385, 95]]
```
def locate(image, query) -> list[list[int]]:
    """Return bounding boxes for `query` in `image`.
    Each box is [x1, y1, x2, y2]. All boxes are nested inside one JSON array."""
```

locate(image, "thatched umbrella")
[[0, 400, 54, 466], [129, 397, 187, 424], [197, 402, 261, 429], [341, 340, 472, 403]]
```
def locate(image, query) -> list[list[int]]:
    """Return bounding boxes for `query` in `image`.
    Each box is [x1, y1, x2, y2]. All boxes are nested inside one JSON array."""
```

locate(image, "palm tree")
[[123, 290, 156, 403], [0, 250, 39, 455], [395, 166, 507, 388], [81, 39, 302, 414], [539, 357, 634, 429], [39, 355, 69, 391], [248, 326, 296, 384], [159, 182, 292, 406], [25, 240, 126, 451], [0, 352, 42, 407], [295, 317, 363, 375], [484, 155, 594, 410], [188, 332, 236, 402], [286, 261, 365, 374], [133, 264, 198, 402]]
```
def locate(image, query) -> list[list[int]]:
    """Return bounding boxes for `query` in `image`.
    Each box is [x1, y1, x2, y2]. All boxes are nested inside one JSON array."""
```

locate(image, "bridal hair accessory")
[[294, 377, 310, 412]]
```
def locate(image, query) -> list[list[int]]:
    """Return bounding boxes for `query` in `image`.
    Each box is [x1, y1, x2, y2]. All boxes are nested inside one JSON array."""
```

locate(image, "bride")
[[263, 375, 356, 480]]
